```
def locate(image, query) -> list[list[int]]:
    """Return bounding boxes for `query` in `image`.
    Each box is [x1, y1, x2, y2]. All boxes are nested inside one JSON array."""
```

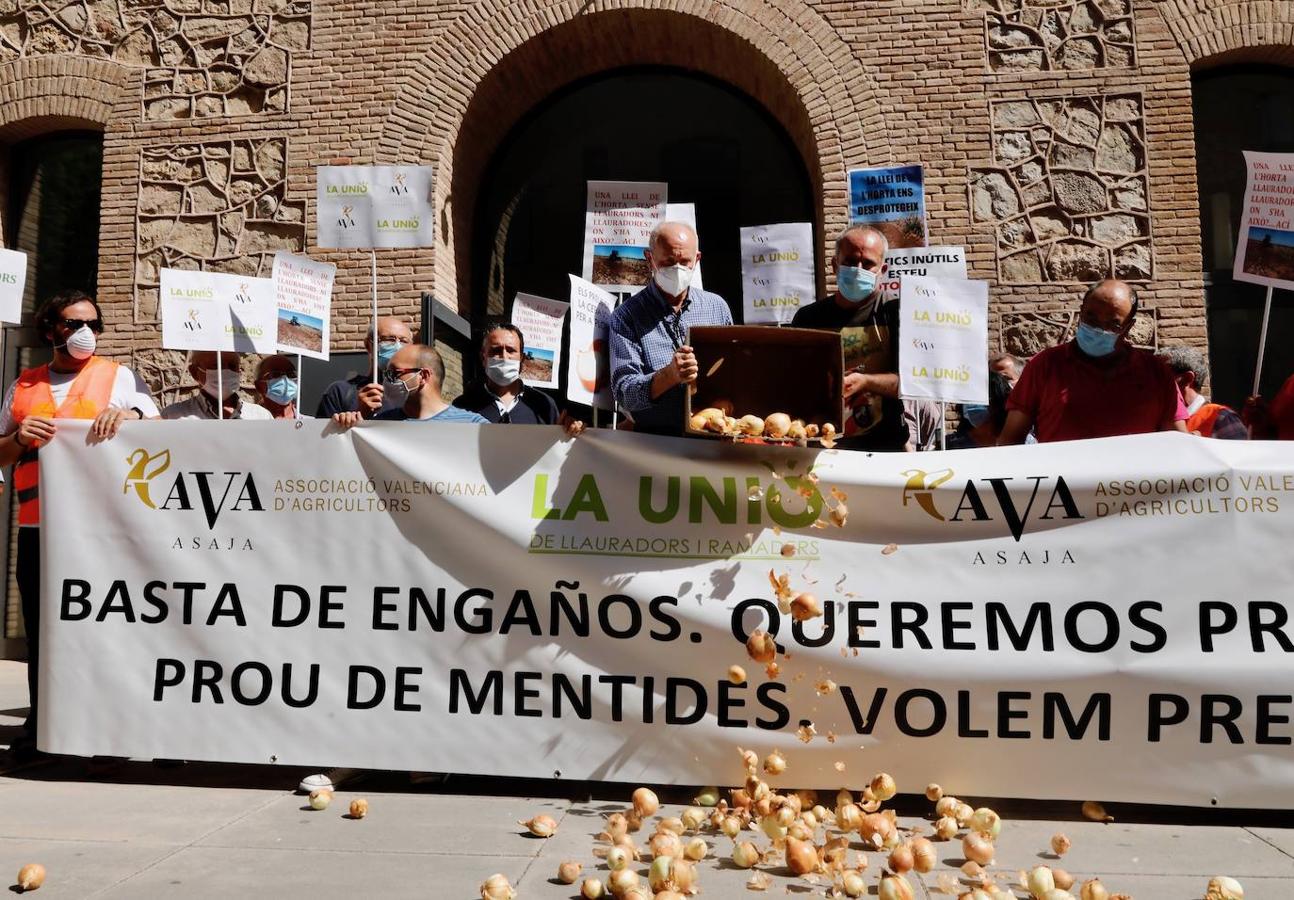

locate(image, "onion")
[[1206, 876, 1245, 900], [684, 837, 707, 861], [680, 807, 706, 831], [659, 816, 685, 835], [924, 783, 943, 801], [911, 836, 937, 873], [969, 807, 1001, 839], [879, 872, 915, 900], [732, 841, 760, 868], [870, 772, 897, 802], [308, 789, 332, 810], [841, 869, 867, 897], [648, 830, 682, 859], [786, 836, 819, 875], [521, 814, 558, 837], [1054, 869, 1075, 891], [738, 414, 765, 436], [625, 811, 644, 833], [1079, 880, 1110, 900], [16, 864, 45, 892], [720, 816, 742, 838], [606, 846, 630, 871], [935, 795, 960, 818], [606, 813, 629, 839], [672, 859, 697, 893], [739, 748, 760, 772], [836, 803, 863, 833], [858, 811, 897, 849], [633, 787, 660, 817], [800, 811, 818, 829], [787, 820, 813, 842], [1027, 865, 1056, 898], [955, 801, 974, 825], [790, 593, 822, 621], [887, 842, 914, 874], [348, 798, 368, 819], [655, 892, 686, 900], [829, 503, 849, 527], [694, 786, 720, 807], [934, 816, 958, 840], [762, 750, 787, 776], [962, 831, 995, 865], [764, 412, 791, 438], [608, 867, 640, 897], [557, 861, 583, 884], [580, 877, 605, 899], [1080, 800, 1113, 822], [745, 630, 777, 664], [480, 873, 515, 900], [1051, 833, 1072, 857]]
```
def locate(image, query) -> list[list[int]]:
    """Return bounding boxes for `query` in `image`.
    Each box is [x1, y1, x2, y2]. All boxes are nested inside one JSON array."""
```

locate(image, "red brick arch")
[[0, 56, 132, 140], [1156, 0, 1294, 69], [377, 0, 886, 312]]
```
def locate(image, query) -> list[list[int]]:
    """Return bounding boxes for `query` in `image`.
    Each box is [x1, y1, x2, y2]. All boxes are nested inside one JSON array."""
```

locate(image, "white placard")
[[740, 222, 815, 324], [0, 248, 28, 324], [37, 423, 1294, 810], [581, 181, 666, 300], [510, 293, 568, 390], [664, 202, 702, 290], [878, 245, 967, 304], [316, 165, 435, 250], [899, 274, 990, 405], [567, 274, 615, 410], [271, 252, 336, 361], [160, 268, 277, 353]]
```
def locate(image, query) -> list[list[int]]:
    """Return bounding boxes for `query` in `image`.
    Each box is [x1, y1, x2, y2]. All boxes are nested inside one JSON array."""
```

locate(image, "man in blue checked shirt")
[[609, 221, 734, 435]]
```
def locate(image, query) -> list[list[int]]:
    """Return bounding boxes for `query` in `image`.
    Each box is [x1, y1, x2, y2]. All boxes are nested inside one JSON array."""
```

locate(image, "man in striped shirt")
[[609, 221, 733, 436]]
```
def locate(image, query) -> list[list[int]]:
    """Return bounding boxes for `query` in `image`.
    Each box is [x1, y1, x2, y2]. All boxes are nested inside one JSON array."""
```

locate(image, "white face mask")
[[653, 263, 695, 297], [64, 325, 97, 360], [485, 357, 521, 387], [200, 367, 240, 399]]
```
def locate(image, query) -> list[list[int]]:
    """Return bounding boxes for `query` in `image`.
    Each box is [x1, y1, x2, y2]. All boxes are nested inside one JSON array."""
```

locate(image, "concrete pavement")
[[1, 660, 1292, 898]]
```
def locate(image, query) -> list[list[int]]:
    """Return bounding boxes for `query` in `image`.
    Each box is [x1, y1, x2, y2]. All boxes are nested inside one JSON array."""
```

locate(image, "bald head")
[[1080, 279, 1138, 334], [365, 316, 414, 350], [647, 221, 699, 269], [389, 342, 445, 389], [833, 226, 888, 271]]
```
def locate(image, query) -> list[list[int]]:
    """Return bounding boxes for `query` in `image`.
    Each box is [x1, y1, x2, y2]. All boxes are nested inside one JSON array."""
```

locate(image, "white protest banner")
[[316, 165, 435, 249], [582, 181, 666, 299], [0, 247, 28, 324], [272, 251, 336, 360], [38, 425, 1294, 809], [160, 269, 277, 354], [848, 164, 926, 249], [665, 202, 703, 290], [1233, 151, 1294, 291], [567, 274, 615, 409], [739, 222, 815, 324], [899, 274, 989, 405], [878, 245, 966, 304], [511, 292, 568, 390]]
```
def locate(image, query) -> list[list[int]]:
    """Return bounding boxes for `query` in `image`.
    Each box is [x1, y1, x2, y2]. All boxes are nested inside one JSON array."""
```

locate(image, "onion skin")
[[632, 787, 660, 817], [786, 836, 819, 875], [348, 798, 368, 819], [557, 861, 583, 884], [16, 864, 46, 892], [962, 831, 995, 865], [746, 630, 777, 664]]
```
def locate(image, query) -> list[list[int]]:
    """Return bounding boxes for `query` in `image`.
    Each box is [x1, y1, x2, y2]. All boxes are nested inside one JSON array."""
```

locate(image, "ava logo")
[[183, 308, 202, 331], [901, 468, 1084, 541], [391, 172, 409, 195], [233, 283, 252, 304], [338, 205, 356, 229], [124, 448, 265, 528]]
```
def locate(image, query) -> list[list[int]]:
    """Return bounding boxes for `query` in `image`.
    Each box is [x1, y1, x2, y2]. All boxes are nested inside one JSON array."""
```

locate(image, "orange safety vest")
[[11, 357, 119, 526], [1186, 402, 1228, 438]]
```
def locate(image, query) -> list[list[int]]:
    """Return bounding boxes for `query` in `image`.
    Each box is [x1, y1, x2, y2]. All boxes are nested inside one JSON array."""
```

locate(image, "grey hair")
[[1158, 345, 1209, 390], [834, 225, 889, 260], [988, 352, 1024, 377], [648, 220, 698, 252]]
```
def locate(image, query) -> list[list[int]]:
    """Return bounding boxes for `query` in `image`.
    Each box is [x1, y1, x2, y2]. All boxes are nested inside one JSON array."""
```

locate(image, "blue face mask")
[[962, 404, 991, 428], [837, 266, 877, 303], [265, 375, 298, 406], [376, 340, 405, 369], [1075, 321, 1120, 358]]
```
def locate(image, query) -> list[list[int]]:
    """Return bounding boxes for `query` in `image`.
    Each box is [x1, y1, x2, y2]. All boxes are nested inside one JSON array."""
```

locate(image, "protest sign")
[[878, 245, 966, 304], [582, 181, 666, 299], [898, 274, 990, 405], [39, 424, 1294, 809], [271, 252, 336, 360], [510, 293, 568, 390], [316, 165, 435, 250], [848, 165, 926, 249], [160, 268, 277, 354], [0, 247, 27, 324], [739, 222, 815, 324], [566, 275, 615, 410], [665, 202, 703, 290], [1232, 151, 1294, 291]]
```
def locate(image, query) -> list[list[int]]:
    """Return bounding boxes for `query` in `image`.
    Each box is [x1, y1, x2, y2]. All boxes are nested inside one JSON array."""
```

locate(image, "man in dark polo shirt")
[[998, 279, 1188, 444], [453, 323, 560, 424], [792, 224, 908, 452]]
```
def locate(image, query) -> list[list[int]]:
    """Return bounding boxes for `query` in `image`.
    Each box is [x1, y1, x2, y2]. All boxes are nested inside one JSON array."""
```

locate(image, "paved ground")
[[1, 660, 1292, 898]]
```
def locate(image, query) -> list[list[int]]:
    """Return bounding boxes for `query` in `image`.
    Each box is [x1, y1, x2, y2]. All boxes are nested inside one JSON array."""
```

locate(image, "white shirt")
[[161, 393, 273, 420], [0, 363, 160, 434]]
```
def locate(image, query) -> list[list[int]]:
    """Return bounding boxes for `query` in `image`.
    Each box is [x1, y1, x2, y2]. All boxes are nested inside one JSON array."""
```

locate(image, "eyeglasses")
[[58, 318, 103, 333], [385, 367, 419, 380]]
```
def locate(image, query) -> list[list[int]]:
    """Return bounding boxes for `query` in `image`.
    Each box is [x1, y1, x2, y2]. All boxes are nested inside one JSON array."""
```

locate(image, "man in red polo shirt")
[[998, 279, 1188, 444]]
